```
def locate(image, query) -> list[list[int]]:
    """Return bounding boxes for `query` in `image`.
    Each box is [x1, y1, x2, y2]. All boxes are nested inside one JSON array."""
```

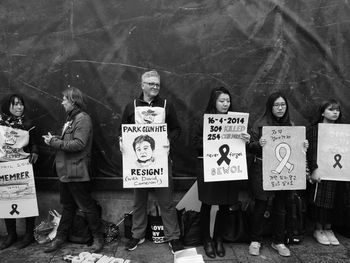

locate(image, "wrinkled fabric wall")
[[0, 0, 349, 178]]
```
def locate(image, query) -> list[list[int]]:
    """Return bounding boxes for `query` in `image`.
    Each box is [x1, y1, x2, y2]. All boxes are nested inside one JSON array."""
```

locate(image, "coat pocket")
[[67, 158, 89, 179]]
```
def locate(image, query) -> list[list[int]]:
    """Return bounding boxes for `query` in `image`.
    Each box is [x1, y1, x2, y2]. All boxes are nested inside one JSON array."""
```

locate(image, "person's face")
[[9, 97, 24, 117], [142, 76, 160, 100], [61, 96, 74, 113], [272, 97, 287, 118], [216, 93, 230, 114], [322, 105, 340, 123], [135, 141, 153, 161]]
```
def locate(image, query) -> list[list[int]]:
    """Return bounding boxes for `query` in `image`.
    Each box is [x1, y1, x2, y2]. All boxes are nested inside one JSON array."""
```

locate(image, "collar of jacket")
[[137, 93, 163, 107]]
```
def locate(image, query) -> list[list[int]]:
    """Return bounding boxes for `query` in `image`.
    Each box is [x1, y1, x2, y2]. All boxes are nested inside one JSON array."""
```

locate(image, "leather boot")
[[44, 237, 65, 253], [90, 235, 104, 253], [203, 238, 216, 258], [0, 219, 17, 250], [215, 237, 225, 257]]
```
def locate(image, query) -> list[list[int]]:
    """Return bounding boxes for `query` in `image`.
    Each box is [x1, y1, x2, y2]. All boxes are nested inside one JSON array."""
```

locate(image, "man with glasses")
[[120, 70, 183, 254]]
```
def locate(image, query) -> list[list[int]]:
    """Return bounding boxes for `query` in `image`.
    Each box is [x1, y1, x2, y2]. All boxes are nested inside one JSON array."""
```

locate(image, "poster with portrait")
[[262, 126, 306, 190], [203, 112, 249, 182], [0, 125, 30, 162], [0, 159, 39, 218], [122, 124, 169, 188], [317, 123, 350, 181]]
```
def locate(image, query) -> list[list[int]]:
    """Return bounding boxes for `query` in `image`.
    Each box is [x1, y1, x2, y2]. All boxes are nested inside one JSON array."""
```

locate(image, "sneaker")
[[168, 239, 184, 254], [271, 243, 291, 257], [125, 237, 145, 251], [313, 230, 330, 245], [324, 230, 340, 246], [249, 241, 261, 256]]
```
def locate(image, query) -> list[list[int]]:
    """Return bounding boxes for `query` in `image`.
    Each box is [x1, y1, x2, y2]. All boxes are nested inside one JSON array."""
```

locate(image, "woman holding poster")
[[192, 87, 250, 258], [248, 91, 303, 257], [306, 99, 342, 246], [0, 94, 38, 250]]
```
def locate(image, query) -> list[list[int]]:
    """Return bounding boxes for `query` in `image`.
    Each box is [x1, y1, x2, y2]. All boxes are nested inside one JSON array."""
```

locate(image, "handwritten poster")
[[122, 124, 169, 188], [0, 159, 39, 218], [0, 125, 30, 162], [263, 126, 306, 190], [203, 112, 249, 182], [317, 123, 350, 181]]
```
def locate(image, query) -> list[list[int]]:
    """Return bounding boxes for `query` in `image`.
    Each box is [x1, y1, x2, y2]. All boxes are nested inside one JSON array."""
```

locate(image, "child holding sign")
[[307, 99, 342, 246], [192, 87, 250, 259], [248, 91, 308, 257]]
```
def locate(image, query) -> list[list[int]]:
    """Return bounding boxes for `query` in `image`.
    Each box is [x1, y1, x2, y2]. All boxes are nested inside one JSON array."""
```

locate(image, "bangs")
[[328, 103, 340, 111]]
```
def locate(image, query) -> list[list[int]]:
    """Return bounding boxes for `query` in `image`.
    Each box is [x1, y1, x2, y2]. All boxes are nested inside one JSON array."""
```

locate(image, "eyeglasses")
[[143, 82, 160, 87], [273, 103, 287, 108]]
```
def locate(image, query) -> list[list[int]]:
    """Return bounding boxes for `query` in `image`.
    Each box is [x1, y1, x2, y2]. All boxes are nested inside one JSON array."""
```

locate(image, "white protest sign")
[[203, 112, 249, 182], [0, 159, 39, 218], [122, 124, 169, 188], [263, 126, 306, 190], [317, 123, 350, 181], [0, 125, 30, 162]]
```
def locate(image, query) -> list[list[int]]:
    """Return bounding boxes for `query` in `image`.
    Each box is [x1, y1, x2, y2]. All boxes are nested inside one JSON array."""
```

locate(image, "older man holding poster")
[[120, 70, 183, 254]]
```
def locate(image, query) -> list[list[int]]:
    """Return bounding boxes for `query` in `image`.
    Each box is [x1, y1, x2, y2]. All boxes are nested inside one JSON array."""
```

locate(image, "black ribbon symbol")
[[9, 204, 19, 215], [333, 154, 342, 169], [217, 144, 231, 166]]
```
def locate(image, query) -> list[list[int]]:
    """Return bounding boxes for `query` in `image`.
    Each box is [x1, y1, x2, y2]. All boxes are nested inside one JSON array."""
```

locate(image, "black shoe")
[[44, 238, 65, 253], [215, 238, 225, 257], [16, 233, 34, 249], [90, 236, 104, 253], [203, 238, 216, 258], [168, 239, 184, 254], [125, 237, 145, 251], [0, 234, 17, 250]]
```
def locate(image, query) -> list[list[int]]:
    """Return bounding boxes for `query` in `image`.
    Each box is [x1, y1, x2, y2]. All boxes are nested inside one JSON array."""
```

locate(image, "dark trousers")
[[4, 217, 35, 236], [250, 192, 287, 244], [56, 181, 103, 240], [200, 203, 229, 240]]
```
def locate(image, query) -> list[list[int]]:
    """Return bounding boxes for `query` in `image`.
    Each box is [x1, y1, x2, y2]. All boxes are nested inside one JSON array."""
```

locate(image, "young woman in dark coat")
[[192, 87, 250, 258], [0, 94, 38, 249]]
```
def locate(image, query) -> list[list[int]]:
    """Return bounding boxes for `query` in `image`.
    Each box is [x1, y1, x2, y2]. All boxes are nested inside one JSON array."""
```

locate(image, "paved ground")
[[1, 230, 350, 263]]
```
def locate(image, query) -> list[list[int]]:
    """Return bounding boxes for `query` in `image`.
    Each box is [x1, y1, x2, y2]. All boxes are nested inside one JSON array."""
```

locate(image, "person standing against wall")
[[0, 94, 38, 249], [120, 70, 184, 254], [192, 87, 250, 258], [43, 87, 104, 253]]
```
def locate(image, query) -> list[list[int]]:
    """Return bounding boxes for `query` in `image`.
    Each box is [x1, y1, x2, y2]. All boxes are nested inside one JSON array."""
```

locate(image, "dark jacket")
[[49, 111, 93, 182], [192, 117, 239, 205]]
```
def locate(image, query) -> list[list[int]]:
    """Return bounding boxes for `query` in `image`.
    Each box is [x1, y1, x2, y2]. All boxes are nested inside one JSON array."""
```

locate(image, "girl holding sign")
[[248, 91, 308, 257], [307, 99, 342, 246], [0, 94, 38, 250], [192, 87, 250, 258]]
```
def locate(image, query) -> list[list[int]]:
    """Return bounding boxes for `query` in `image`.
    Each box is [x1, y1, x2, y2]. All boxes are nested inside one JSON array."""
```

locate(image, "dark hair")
[[316, 99, 342, 123], [259, 91, 291, 126], [62, 87, 86, 111], [132, 135, 155, 151], [1, 94, 25, 116], [205, 87, 233, 114]]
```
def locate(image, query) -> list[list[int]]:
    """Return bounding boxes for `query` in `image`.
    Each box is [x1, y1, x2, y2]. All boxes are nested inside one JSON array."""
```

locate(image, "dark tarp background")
[[0, 0, 349, 184]]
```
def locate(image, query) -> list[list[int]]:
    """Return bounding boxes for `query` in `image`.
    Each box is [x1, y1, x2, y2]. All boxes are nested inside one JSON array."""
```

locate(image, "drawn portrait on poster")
[[203, 112, 249, 182], [262, 126, 306, 190], [122, 124, 168, 188], [0, 159, 39, 218], [317, 123, 350, 181]]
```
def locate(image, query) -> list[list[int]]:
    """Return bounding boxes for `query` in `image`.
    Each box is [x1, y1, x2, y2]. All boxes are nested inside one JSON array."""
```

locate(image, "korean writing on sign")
[[122, 124, 169, 188], [317, 123, 350, 181], [0, 159, 39, 218], [203, 112, 249, 182], [262, 126, 306, 190]]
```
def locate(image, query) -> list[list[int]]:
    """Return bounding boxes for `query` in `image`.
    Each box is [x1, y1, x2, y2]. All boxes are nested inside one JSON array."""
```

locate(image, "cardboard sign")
[[263, 126, 306, 190], [0, 125, 30, 162], [0, 159, 39, 218], [203, 112, 249, 182], [317, 123, 350, 181], [122, 124, 169, 188]]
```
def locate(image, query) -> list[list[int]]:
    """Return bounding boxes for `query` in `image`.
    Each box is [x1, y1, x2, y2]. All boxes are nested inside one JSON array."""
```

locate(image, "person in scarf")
[[0, 94, 38, 250], [43, 87, 104, 253]]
